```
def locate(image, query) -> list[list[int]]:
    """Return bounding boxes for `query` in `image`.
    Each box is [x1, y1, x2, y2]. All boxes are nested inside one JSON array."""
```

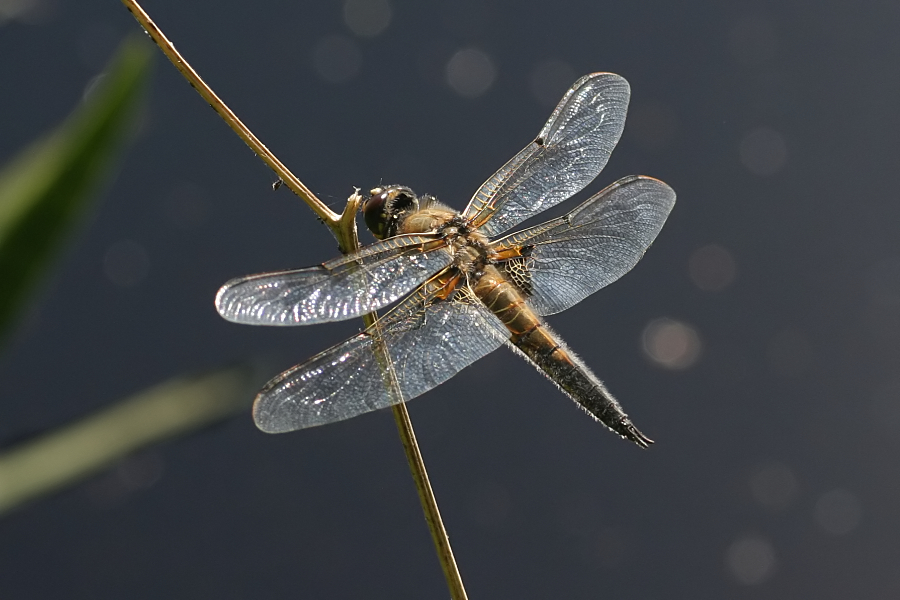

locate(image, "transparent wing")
[[215, 234, 451, 325], [253, 283, 509, 433], [492, 175, 675, 315], [463, 73, 630, 237]]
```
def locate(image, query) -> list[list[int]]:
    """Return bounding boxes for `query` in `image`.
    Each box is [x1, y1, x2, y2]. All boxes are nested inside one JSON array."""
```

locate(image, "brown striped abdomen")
[[474, 266, 652, 448]]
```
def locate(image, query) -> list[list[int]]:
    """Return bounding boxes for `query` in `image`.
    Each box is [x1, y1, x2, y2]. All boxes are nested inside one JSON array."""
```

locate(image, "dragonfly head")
[[363, 185, 420, 239]]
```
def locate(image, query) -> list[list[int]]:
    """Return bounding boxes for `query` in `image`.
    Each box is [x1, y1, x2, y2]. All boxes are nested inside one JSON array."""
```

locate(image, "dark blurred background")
[[2, 0, 899, 598]]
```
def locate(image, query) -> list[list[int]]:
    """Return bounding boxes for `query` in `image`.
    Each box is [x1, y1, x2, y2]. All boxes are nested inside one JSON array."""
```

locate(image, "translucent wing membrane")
[[215, 235, 451, 325], [253, 284, 509, 433], [463, 73, 630, 237], [493, 175, 676, 315]]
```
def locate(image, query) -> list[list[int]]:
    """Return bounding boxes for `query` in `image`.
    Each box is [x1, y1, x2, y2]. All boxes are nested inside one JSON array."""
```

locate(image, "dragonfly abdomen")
[[514, 324, 653, 448], [474, 267, 653, 448]]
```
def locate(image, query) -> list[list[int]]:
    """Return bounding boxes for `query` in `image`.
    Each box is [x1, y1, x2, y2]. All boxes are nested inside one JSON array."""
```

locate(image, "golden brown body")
[[474, 265, 651, 446], [398, 206, 652, 447], [220, 72, 674, 445]]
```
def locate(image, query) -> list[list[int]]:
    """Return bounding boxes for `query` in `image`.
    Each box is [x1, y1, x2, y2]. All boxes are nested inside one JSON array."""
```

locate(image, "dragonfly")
[[216, 72, 675, 448]]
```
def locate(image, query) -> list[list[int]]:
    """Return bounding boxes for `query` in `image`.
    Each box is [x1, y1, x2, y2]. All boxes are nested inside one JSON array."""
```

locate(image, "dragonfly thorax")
[[364, 185, 469, 242], [364, 185, 494, 278]]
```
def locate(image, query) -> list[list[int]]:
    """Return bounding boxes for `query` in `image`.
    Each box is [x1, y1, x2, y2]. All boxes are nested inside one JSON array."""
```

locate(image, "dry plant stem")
[[390, 402, 469, 600], [120, 0, 337, 225], [338, 195, 469, 600], [120, 2, 468, 597]]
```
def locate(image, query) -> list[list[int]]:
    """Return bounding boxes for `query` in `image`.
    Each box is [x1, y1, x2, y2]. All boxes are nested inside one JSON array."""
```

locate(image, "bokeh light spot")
[[641, 318, 702, 370], [726, 535, 776, 585], [529, 59, 576, 108], [446, 48, 496, 98], [750, 462, 799, 511], [103, 240, 149, 287], [0, 0, 42, 25], [312, 35, 362, 84], [814, 489, 862, 535], [343, 0, 392, 38], [739, 127, 788, 176], [688, 243, 737, 291]]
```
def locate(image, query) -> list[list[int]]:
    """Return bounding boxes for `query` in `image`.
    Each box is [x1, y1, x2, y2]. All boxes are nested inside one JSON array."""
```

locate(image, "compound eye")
[[363, 189, 390, 239]]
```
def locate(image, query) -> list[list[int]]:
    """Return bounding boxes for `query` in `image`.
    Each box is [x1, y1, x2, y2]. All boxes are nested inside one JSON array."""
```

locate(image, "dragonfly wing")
[[492, 175, 675, 315], [463, 73, 630, 237], [253, 284, 509, 433], [215, 234, 451, 325]]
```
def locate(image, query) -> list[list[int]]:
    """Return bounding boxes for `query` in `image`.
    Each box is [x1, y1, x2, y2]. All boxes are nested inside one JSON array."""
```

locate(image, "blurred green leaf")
[[0, 365, 256, 516], [0, 35, 153, 343]]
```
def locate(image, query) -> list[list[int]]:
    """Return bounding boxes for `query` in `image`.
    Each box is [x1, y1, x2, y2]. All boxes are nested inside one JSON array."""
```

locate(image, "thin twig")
[[120, 2, 468, 598], [121, 0, 337, 225], [390, 403, 468, 600], [337, 195, 468, 600]]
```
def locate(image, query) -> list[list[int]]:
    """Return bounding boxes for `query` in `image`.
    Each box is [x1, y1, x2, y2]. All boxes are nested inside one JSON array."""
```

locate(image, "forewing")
[[253, 284, 509, 433], [492, 175, 675, 315], [463, 73, 630, 237], [215, 234, 451, 325]]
